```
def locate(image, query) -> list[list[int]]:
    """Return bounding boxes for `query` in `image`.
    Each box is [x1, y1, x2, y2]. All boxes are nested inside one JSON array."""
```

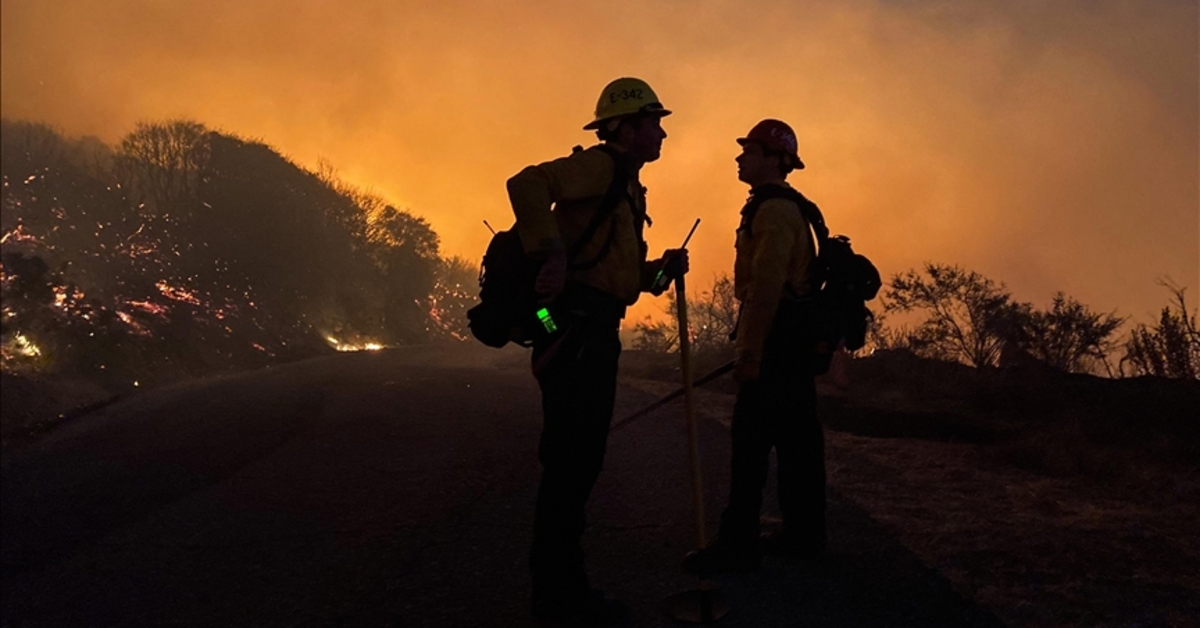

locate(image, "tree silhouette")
[[630, 273, 738, 358], [883, 265, 1127, 373], [884, 264, 1019, 367], [1015, 293, 1123, 374], [1123, 283, 1199, 379], [689, 273, 738, 357], [116, 121, 210, 215], [1, 120, 67, 165]]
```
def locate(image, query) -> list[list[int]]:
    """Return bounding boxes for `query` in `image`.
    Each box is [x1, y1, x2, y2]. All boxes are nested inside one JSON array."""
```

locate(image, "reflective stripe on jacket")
[[733, 184, 817, 368], [507, 145, 654, 306]]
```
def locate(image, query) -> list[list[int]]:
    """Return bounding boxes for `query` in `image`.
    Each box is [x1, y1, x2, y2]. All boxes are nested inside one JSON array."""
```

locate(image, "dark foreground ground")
[[2, 344, 1004, 627], [9, 345, 1200, 624]]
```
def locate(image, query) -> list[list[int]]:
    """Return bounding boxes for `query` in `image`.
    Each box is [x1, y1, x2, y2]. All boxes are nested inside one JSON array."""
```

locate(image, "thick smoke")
[[2, 0, 1196, 326]]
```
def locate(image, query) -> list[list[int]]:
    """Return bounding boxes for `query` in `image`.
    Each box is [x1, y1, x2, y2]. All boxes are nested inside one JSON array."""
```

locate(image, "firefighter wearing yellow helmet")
[[583, 77, 672, 131], [506, 77, 684, 625]]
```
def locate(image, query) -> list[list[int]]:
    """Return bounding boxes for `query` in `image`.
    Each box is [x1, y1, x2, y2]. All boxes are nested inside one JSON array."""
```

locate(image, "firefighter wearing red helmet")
[[737, 118, 806, 171], [684, 118, 829, 574]]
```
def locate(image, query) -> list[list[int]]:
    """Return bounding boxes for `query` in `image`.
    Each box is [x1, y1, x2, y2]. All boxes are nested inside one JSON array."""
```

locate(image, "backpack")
[[466, 145, 633, 348], [742, 185, 882, 373]]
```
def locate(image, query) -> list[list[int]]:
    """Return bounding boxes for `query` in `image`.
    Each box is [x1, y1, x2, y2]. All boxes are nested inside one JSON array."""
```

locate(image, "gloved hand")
[[662, 248, 690, 279], [535, 249, 568, 304], [650, 248, 690, 295]]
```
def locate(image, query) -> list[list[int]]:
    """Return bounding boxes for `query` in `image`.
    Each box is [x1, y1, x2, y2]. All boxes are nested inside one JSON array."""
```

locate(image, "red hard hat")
[[737, 119, 805, 170]]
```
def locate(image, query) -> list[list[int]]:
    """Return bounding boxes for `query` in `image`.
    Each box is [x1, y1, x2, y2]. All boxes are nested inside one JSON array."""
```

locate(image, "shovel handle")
[[675, 274, 708, 550]]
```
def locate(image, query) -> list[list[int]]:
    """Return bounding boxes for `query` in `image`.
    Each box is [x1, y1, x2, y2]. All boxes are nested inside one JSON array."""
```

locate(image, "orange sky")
[[2, 0, 1197, 328]]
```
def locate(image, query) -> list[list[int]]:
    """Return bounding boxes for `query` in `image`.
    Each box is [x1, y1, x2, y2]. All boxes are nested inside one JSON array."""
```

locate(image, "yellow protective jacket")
[[507, 144, 658, 306], [733, 183, 818, 369]]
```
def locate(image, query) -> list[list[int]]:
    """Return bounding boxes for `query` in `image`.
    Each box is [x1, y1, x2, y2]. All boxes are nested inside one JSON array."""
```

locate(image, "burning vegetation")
[[1, 119, 478, 392]]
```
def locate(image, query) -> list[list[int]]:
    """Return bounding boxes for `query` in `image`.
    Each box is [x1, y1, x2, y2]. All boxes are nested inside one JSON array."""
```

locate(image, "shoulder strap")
[[743, 184, 831, 301], [742, 184, 829, 243], [567, 144, 633, 270]]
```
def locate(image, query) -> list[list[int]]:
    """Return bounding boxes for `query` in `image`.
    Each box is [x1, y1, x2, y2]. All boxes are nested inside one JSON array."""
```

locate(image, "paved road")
[[2, 345, 1000, 627]]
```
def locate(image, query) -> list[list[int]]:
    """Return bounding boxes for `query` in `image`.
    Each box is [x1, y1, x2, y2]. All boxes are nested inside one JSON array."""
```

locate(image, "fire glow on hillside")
[[0, 122, 481, 386], [1, 218, 272, 359], [324, 336, 385, 352]]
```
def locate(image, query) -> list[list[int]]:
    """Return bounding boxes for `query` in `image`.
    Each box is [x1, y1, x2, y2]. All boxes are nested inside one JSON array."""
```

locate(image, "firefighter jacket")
[[507, 144, 658, 306], [733, 182, 817, 369]]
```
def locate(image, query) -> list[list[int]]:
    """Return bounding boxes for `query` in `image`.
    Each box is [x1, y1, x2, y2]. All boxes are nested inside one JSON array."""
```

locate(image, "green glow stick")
[[537, 307, 558, 333]]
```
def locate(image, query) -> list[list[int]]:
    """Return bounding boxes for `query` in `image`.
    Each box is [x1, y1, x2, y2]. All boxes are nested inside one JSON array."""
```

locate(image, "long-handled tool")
[[663, 271, 730, 623], [650, 218, 701, 293], [614, 217, 724, 435], [611, 360, 733, 432]]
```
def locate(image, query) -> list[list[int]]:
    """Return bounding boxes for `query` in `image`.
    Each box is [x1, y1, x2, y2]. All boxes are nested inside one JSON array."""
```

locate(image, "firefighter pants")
[[718, 305, 826, 546], [528, 313, 622, 601]]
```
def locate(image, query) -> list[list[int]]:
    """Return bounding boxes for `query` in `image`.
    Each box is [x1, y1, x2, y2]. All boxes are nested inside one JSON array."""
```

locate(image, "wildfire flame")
[[324, 335, 385, 352], [0, 225, 42, 246], [127, 300, 169, 316], [2, 158, 421, 379], [115, 311, 152, 336], [155, 280, 202, 306], [8, 333, 42, 357]]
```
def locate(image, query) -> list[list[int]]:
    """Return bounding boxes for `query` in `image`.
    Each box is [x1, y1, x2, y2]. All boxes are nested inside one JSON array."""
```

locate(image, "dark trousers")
[[529, 311, 622, 602], [718, 303, 826, 546]]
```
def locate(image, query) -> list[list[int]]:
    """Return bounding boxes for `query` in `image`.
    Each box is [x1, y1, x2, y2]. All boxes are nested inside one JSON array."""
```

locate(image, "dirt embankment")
[[619, 348, 1200, 626], [623, 347, 1199, 463]]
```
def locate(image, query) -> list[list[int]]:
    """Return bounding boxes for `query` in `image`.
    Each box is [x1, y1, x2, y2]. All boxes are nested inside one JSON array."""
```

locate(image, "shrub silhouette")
[[881, 264, 1125, 374], [1123, 283, 1200, 379], [631, 273, 738, 362], [1011, 293, 1123, 375], [884, 264, 1020, 367]]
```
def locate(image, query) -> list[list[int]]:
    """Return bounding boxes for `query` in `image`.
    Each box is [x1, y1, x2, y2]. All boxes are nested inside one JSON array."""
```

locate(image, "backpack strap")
[[741, 184, 830, 301], [741, 184, 829, 244], [566, 144, 635, 271]]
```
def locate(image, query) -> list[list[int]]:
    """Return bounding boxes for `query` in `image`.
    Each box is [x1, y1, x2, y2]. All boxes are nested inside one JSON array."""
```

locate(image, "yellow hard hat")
[[583, 77, 672, 130]]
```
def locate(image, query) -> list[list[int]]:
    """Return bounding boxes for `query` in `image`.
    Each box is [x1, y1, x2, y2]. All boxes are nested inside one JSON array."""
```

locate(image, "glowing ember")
[[0, 225, 42, 245], [124, 243, 157, 258], [155, 280, 202, 306], [11, 333, 41, 357], [127, 300, 169, 316], [115, 311, 152, 336]]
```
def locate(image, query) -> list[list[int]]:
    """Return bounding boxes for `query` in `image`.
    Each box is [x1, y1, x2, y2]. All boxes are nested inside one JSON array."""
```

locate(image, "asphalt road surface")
[[2, 344, 1001, 627]]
